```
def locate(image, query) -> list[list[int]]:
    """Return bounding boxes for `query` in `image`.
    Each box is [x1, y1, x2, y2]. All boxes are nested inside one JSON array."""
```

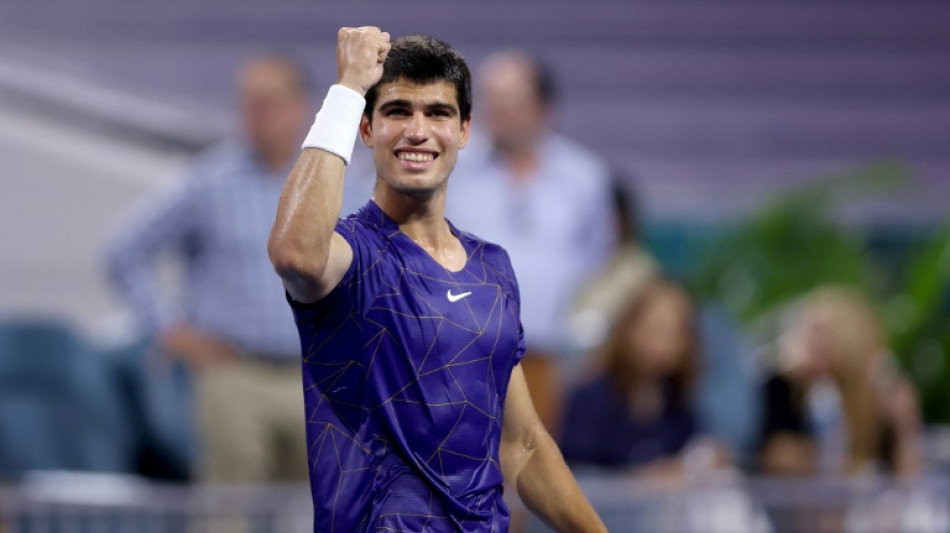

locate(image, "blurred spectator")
[[105, 55, 311, 484], [757, 286, 923, 478], [560, 279, 725, 480], [567, 176, 659, 358], [567, 173, 760, 463], [445, 49, 615, 431]]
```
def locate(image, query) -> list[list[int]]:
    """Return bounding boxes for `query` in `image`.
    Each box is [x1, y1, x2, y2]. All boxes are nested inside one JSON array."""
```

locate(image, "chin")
[[386, 174, 448, 199], [392, 184, 440, 199]]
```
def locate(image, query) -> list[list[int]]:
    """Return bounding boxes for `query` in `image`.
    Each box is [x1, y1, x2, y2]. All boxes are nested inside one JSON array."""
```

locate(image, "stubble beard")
[[375, 172, 450, 201]]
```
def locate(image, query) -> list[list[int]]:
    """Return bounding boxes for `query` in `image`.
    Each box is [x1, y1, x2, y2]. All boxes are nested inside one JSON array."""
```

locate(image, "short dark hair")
[[529, 55, 557, 107], [364, 34, 472, 122]]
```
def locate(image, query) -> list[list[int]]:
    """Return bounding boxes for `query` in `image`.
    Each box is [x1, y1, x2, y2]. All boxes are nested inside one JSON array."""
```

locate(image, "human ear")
[[458, 116, 472, 149], [359, 114, 373, 147]]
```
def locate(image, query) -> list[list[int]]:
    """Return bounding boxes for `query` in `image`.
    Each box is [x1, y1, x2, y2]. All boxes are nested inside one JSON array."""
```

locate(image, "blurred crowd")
[[1, 47, 947, 530]]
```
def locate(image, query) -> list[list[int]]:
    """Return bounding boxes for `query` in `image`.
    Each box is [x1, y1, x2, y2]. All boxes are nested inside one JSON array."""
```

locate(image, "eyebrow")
[[378, 99, 458, 116]]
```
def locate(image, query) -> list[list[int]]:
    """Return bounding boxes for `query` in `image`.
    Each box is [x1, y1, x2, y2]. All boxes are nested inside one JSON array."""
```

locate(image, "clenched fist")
[[337, 26, 392, 96]]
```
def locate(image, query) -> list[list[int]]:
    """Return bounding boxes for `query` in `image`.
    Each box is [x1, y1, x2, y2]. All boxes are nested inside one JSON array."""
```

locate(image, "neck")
[[256, 144, 295, 173], [495, 142, 540, 182], [627, 379, 663, 421], [374, 183, 466, 272], [373, 183, 452, 250]]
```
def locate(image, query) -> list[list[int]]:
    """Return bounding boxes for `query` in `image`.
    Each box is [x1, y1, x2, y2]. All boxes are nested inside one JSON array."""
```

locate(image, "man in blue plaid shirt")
[[106, 54, 313, 484]]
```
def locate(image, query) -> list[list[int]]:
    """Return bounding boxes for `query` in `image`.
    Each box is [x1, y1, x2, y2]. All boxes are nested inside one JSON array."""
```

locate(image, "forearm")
[[895, 438, 922, 478], [105, 171, 202, 334], [889, 378, 923, 478], [509, 430, 606, 533], [893, 418, 923, 478], [108, 267, 174, 334], [269, 28, 382, 290], [105, 232, 176, 335]]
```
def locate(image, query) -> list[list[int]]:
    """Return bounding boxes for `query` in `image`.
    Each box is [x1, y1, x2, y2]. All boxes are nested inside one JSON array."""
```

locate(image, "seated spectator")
[[565, 176, 759, 462], [757, 286, 922, 478], [560, 278, 724, 480]]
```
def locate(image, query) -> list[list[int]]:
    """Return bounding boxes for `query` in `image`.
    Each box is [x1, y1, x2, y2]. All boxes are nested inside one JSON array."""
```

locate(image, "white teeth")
[[398, 152, 434, 163]]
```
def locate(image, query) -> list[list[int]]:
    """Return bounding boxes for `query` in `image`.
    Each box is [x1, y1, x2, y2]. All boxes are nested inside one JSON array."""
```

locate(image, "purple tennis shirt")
[[287, 200, 526, 532]]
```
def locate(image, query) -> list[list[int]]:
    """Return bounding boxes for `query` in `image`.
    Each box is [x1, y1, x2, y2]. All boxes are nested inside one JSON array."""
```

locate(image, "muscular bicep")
[[283, 231, 353, 304], [269, 147, 351, 304]]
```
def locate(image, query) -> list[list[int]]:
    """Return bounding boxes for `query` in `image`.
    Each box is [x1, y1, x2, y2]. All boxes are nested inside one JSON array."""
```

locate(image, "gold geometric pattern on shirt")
[[302, 218, 520, 530]]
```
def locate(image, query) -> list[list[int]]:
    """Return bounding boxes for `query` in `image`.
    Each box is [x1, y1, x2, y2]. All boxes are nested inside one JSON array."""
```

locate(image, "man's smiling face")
[[360, 79, 471, 198]]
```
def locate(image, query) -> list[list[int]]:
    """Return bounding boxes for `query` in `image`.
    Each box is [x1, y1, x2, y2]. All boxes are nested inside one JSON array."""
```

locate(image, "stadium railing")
[[1, 470, 948, 533]]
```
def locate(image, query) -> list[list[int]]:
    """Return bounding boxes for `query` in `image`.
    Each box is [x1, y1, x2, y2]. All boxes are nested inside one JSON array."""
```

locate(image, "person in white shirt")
[[446, 49, 615, 431]]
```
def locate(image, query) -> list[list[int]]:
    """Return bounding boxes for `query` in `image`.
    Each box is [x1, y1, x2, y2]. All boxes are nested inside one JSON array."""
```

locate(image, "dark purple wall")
[[1, 0, 947, 220]]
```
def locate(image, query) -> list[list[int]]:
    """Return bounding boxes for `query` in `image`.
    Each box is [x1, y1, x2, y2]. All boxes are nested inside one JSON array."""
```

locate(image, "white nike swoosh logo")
[[446, 289, 472, 303]]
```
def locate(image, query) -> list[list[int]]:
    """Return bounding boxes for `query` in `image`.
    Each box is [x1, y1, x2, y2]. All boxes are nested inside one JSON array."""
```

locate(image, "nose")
[[405, 112, 427, 143]]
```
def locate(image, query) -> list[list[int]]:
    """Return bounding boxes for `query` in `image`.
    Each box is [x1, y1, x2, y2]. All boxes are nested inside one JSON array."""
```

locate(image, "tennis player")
[[269, 26, 606, 532]]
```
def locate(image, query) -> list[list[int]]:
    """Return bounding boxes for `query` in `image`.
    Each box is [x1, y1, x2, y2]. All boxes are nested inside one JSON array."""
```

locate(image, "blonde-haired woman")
[[758, 286, 922, 478]]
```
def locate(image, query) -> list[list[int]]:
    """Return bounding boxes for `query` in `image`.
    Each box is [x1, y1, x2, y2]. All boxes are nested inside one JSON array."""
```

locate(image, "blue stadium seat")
[[0, 318, 135, 478], [102, 337, 194, 480]]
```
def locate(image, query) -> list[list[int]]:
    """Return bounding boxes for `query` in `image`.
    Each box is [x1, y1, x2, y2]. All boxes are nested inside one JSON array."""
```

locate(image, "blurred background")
[[1, 0, 949, 531]]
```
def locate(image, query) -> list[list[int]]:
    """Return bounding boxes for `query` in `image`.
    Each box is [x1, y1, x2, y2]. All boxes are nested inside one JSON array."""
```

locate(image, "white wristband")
[[301, 84, 366, 165]]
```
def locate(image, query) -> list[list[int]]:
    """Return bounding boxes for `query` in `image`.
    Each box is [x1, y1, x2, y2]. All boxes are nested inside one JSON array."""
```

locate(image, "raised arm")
[[268, 27, 391, 303], [500, 365, 607, 533]]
